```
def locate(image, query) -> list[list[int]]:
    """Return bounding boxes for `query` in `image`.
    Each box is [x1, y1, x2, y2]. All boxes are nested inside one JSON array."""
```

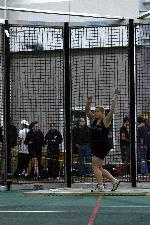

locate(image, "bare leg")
[[92, 156, 116, 183], [101, 165, 120, 191], [92, 156, 103, 184], [101, 168, 116, 183]]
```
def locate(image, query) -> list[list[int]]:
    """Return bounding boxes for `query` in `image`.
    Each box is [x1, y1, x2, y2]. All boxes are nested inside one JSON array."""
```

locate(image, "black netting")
[[71, 26, 130, 181], [0, 25, 4, 182], [9, 25, 65, 181], [135, 23, 150, 181], [1, 21, 150, 185]]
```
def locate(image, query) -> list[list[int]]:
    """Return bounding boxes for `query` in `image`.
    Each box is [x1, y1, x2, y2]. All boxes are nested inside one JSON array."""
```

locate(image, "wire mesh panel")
[[2, 21, 150, 187], [135, 23, 150, 181], [0, 25, 4, 183], [9, 25, 65, 182], [70, 25, 130, 182]]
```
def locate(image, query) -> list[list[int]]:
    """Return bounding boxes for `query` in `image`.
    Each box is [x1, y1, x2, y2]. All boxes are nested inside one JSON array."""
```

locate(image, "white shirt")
[[18, 128, 29, 154]]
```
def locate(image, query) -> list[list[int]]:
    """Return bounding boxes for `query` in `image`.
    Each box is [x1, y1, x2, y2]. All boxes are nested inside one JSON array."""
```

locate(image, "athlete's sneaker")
[[111, 179, 120, 191], [95, 184, 105, 192]]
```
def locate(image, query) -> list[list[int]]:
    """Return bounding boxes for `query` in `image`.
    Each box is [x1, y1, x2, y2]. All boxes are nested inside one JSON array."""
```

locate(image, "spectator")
[[72, 117, 92, 176], [137, 116, 149, 176], [14, 120, 29, 178], [0, 125, 2, 143], [10, 124, 18, 148], [25, 121, 44, 178], [45, 123, 63, 179], [144, 119, 150, 173], [0, 124, 17, 147], [120, 117, 130, 175]]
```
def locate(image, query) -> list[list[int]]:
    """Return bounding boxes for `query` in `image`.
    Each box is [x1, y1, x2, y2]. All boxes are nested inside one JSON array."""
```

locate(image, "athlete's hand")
[[87, 96, 93, 104], [112, 89, 120, 101]]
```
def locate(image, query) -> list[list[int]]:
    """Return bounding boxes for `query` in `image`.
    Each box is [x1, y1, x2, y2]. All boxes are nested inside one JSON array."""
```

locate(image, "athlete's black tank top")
[[91, 118, 109, 143]]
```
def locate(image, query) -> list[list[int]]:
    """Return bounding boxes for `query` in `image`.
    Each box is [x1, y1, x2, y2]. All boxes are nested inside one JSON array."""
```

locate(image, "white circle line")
[[0, 210, 65, 213]]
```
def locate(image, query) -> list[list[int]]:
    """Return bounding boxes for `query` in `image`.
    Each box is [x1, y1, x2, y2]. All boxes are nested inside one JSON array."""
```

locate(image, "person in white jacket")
[[14, 120, 29, 178]]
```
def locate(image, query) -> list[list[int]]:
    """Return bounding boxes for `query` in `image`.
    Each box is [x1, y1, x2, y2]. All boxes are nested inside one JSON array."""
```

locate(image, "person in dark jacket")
[[120, 117, 130, 163], [137, 116, 149, 176], [0, 124, 17, 147], [24, 121, 44, 178], [45, 123, 63, 179], [72, 117, 92, 175], [120, 117, 130, 175], [0, 126, 3, 143]]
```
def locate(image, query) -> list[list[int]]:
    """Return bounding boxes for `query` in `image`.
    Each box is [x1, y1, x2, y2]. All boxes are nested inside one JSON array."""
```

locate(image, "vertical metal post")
[[4, 20, 12, 190], [129, 19, 136, 187], [64, 22, 71, 187]]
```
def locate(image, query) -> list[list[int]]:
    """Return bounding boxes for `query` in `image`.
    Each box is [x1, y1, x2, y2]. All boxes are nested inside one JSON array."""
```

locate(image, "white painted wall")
[[0, 0, 139, 23]]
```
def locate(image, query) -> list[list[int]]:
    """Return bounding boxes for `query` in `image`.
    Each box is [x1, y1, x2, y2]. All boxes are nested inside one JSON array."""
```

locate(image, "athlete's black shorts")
[[91, 141, 110, 160]]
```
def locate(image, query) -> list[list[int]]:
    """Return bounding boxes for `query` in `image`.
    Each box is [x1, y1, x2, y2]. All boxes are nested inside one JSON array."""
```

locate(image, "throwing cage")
[[0, 19, 150, 188]]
